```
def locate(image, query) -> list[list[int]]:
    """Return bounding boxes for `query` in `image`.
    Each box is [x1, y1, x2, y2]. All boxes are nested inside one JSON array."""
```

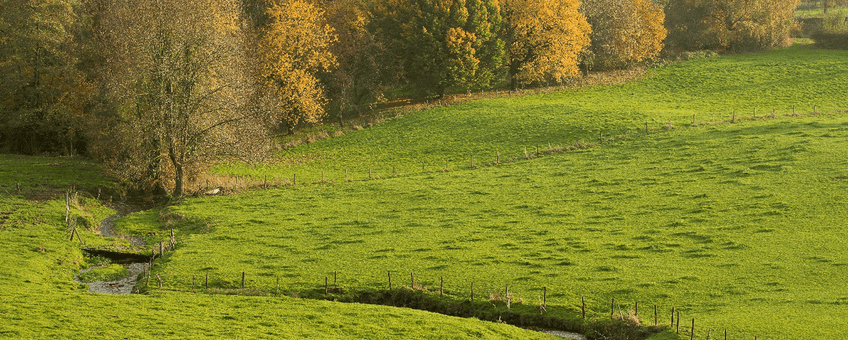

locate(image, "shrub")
[[664, 0, 799, 52], [811, 12, 848, 49]]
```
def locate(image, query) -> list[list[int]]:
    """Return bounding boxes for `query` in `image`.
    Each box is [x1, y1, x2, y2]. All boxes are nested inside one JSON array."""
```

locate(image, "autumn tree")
[[0, 0, 91, 154], [324, 0, 389, 115], [581, 0, 667, 70], [91, 0, 269, 196], [371, 0, 506, 97], [665, 0, 800, 51], [501, 0, 591, 89], [258, 0, 337, 134]]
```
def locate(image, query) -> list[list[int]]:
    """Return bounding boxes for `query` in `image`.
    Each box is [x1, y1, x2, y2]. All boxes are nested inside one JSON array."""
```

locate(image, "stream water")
[[74, 205, 149, 295], [543, 330, 586, 340]]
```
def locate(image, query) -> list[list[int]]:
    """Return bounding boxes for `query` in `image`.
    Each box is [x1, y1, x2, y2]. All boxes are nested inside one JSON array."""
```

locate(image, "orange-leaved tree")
[[581, 0, 666, 70], [502, 0, 591, 89], [259, 0, 337, 134]]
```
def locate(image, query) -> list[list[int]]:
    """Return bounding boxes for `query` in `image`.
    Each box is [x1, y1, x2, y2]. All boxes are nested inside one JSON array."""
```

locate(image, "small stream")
[[543, 330, 586, 340], [75, 205, 149, 295], [72, 205, 588, 338]]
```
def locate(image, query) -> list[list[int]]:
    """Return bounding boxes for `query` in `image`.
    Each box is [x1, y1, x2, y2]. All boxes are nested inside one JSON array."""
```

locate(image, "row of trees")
[[0, 0, 800, 196]]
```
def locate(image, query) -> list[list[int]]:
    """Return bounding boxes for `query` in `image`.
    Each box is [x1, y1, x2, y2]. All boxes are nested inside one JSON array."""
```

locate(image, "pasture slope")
[[0, 157, 555, 338], [1, 43, 846, 339]]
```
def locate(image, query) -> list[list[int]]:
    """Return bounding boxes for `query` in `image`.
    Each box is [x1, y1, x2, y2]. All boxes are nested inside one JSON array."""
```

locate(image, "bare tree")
[[91, 0, 270, 196]]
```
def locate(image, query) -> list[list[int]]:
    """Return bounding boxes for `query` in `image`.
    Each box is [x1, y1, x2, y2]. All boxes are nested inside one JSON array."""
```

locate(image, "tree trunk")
[[168, 145, 184, 197]]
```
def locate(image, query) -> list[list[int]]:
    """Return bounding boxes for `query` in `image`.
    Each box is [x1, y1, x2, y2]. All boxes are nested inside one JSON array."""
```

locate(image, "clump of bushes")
[[811, 13, 848, 49], [664, 0, 799, 52]]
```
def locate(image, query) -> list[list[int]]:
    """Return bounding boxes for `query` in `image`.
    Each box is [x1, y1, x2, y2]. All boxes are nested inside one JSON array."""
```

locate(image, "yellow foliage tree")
[[324, 0, 387, 114], [502, 0, 591, 89], [259, 0, 337, 134], [581, 0, 667, 70]]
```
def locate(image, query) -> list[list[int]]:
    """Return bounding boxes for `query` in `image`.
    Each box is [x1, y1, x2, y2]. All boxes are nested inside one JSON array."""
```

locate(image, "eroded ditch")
[[75, 207, 150, 295]]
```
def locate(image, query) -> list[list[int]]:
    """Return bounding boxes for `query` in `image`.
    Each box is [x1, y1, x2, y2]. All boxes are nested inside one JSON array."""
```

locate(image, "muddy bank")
[[75, 263, 149, 295], [99, 209, 146, 247]]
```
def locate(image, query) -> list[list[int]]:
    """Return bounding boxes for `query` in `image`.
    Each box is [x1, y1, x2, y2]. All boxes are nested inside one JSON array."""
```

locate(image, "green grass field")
[[3, 43, 848, 339], [212, 44, 848, 184], [0, 169, 559, 339]]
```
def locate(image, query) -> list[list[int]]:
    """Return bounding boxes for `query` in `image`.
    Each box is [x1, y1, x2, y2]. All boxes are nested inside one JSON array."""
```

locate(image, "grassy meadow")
[[0, 159, 558, 339], [3, 43, 848, 339], [212, 44, 848, 184], [141, 113, 848, 339]]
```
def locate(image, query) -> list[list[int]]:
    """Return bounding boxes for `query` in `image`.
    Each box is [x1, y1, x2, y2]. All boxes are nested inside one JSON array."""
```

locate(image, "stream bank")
[[75, 206, 149, 295]]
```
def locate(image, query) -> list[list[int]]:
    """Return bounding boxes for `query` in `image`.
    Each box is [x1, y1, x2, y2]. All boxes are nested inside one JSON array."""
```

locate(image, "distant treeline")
[[0, 0, 799, 196]]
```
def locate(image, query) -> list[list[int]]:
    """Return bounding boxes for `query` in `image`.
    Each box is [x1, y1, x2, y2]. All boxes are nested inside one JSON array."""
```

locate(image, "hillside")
[[3, 43, 848, 339]]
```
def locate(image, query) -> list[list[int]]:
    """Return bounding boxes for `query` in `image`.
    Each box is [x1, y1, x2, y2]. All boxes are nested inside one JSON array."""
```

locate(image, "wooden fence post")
[[325, 277, 328, 295], [645, 122, 649, 134], [654, 305, 658, 326], [671, 307, 675, 326], [506, 284, 510, 309], [611, 298, 615, 319], [440, 277, 444, 296], [543, 287, 547, 308], [582, 296, 586, 319], [691, 318, 695, 340], [241, 272, 245, 289], [471, 282, 474, 301], [334, 271, 337, 289], [388, 271, 392, 290], [676, 311, 680, 333]]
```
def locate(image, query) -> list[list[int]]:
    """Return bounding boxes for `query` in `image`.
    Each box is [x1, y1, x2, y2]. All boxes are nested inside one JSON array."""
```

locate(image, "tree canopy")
[[582, 0, 667, 70], [502, 0, 591, 88], [371, 0, 506, 97]]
